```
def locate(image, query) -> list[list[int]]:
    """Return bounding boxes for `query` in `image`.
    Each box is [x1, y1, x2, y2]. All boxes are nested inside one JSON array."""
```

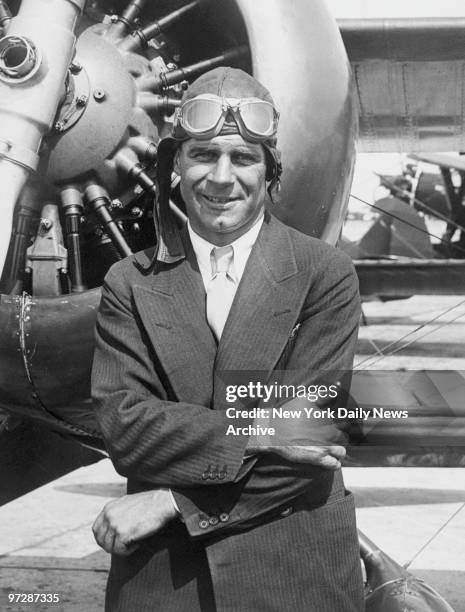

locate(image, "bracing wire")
[[378, 173, 465, 235], [348, 188, 465, 366], [387, 222, 430, 258], [350, 174, 465, 566], [403, 502, 465, 570], [354, 301, 465, 370], [349, 194, 465, 257]]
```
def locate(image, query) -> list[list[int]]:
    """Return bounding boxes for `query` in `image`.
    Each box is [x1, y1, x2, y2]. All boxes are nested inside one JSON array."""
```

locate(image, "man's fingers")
[[317, 454, 342, 470], [92, 512, 108, 550], [92, 509, 119, 555], [92, 490, 178, 556], [272, 444, 346, 468], [329, 445, 346, 460], [111, 536, 139, 557], [94, 523, 138, 556], [92, 511, 104, 537], [101, 527, 117, 555]]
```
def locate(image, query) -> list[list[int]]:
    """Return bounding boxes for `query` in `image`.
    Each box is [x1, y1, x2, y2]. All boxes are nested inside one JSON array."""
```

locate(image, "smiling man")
[[92, 68, 364, 611], [177, 135, 267, 243]]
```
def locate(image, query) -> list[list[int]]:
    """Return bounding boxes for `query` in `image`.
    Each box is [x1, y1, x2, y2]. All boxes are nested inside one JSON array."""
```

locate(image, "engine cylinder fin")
[[137, 45, 249, 93]]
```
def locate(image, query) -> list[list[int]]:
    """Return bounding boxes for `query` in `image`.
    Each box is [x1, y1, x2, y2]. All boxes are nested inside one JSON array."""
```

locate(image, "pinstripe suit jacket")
[[92, 213, 364, 611]]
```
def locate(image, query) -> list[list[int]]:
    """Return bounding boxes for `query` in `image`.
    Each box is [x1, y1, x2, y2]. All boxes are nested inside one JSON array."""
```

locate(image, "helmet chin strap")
[[267, 177, 281, 203], [263, 144, 282, 203]]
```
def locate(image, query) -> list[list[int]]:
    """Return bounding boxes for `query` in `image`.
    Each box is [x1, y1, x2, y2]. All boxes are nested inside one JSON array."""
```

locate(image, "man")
[[92, 67, 364, 611]]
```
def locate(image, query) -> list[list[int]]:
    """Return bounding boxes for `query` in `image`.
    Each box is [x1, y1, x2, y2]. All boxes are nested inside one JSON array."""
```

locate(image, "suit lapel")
[[132, 216, 311, 411], [213, 215, 310, 411], [133, 228, 217, 406]]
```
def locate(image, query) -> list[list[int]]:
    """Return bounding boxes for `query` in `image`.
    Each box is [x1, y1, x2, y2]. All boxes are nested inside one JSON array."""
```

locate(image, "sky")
[[327, 0, 465, 19]]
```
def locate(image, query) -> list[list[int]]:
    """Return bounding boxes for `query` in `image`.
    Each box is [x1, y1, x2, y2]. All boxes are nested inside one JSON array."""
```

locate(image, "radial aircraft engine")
[[0, 7, 459, 608], [0, 0, 356, 444]]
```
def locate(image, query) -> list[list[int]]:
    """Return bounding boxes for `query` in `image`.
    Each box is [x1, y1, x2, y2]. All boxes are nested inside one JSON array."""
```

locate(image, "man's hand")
[[267, 444, 346, 469], [246, 397, 348, 470], [246, 442, 346, 470], [92, 489, 178, 556]]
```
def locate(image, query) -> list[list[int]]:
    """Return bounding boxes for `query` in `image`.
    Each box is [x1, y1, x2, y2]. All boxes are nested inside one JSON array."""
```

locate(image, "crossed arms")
[[91, 250, 360, 554]]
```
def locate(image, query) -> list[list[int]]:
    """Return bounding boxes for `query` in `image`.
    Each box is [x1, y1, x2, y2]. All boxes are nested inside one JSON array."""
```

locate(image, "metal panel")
[[340, 18, 465, 152]]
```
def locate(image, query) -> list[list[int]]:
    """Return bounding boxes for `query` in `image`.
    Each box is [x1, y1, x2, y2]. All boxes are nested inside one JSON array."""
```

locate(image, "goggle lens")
[[182, 98, 223, 132], [239, 101, 276, 136], [177, 96, 278, 140]]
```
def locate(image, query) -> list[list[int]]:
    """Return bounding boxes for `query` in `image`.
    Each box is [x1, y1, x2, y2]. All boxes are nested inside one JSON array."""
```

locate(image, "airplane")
[[0, 0, 359, 472], [336, 6, 465, 298], [0, 1, 463, 608], [1, 0, 463, 459], [340, 154, 465, 266]]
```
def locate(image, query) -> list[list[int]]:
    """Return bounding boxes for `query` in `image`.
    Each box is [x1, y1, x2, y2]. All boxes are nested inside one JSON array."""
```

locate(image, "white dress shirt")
[[170, 215, 264, 514], [187, 215, 264, 291]]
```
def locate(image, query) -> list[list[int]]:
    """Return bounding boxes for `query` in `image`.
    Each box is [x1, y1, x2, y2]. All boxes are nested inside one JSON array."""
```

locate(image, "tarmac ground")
[[1, 294, 464, 611]]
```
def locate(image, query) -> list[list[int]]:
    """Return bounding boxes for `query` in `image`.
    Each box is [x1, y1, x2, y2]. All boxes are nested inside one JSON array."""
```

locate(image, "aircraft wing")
[[338, 17, 465, 152], [409, 152, 465, 171], [337, 15, 465, 294]]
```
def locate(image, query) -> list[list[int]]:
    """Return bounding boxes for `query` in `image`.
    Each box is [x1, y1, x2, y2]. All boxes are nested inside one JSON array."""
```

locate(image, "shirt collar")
[[187, 214, 264, 282]]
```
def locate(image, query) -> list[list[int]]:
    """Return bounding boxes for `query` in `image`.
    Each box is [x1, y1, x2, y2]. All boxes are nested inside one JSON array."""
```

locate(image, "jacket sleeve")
[[92, 262, 250, 488], [172, 250, 361, 538]]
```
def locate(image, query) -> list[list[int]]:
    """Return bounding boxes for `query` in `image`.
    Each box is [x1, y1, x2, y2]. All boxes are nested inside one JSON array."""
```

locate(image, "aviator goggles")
[[172, 94, 279, 142]]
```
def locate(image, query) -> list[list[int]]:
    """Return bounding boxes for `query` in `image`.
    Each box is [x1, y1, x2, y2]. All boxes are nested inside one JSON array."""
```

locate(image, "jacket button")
[[202, 465, 212, 479], [209, 516, 219, 526], [199, 519, 209, 529], [280, 507, 293, 517], [219, 512, 230, 522]]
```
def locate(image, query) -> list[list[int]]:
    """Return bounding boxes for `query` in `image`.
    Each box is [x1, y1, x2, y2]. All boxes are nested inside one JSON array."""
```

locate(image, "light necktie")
[[206, 245, 237, 341]]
